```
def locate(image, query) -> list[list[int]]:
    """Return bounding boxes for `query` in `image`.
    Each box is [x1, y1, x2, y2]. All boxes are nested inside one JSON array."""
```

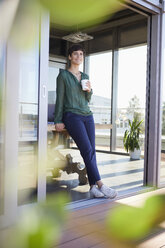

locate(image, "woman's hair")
[[68, 44, 86, 57]]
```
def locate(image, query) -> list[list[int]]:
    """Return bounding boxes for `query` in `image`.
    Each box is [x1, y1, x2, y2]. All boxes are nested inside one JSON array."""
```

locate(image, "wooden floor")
[[56, 188, 165, 248]]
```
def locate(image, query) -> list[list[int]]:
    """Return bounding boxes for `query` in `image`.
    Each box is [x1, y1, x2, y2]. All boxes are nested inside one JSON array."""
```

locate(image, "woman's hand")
[[86, 81, 92, 92], [55, 123, 65, 132]]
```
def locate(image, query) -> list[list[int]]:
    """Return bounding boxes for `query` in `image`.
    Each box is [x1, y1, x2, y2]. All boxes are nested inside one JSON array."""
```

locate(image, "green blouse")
[[54, 69, 93, 124]]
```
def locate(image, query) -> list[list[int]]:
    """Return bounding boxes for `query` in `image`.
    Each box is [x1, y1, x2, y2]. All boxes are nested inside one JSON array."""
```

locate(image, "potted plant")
[[123, 118, 143, 160]]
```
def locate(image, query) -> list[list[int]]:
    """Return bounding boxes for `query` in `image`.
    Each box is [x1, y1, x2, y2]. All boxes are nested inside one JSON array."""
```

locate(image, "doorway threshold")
[[65, 186, 153, 211]]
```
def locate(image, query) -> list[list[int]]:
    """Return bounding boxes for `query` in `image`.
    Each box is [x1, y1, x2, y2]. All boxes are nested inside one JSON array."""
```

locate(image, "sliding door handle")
[[42, 85, 46, 98]]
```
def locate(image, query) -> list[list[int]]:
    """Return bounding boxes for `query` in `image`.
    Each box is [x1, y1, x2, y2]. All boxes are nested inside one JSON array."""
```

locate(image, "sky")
[[88, 45, 147, 109]]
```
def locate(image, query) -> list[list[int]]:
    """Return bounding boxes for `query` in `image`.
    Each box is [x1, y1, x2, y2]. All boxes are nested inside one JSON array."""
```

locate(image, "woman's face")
[[69, 50, 84, 65]]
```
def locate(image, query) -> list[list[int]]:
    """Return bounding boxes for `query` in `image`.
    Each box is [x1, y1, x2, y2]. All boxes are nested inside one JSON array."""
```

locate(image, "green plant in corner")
[[123, 118, 143, 153]]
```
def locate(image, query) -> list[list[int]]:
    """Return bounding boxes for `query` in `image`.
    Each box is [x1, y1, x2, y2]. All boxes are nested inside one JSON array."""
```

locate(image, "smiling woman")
[[54, 44, 118, 199]]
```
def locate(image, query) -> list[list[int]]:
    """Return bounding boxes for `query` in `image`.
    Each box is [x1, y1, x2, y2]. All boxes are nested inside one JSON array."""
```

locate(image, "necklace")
[[68, 70, 81, 81], [69, 70, 80, 76]]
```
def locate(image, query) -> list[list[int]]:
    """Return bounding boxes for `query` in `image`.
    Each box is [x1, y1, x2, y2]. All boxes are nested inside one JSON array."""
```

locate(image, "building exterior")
[[0, 0, 165, 227]]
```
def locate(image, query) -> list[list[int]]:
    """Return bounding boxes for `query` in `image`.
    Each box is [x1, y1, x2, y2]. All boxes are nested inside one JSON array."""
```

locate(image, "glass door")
[[0, 12, 49, 228], [114, 45, 147, 154], [47, 59, 66, 127], [48, 60, 66, 110], [18, 13, 50, 205], [18, 43, 39, 205], [110, 44, 147, 192], [47, 59, 66, 193], [88, 51, 112, 151]]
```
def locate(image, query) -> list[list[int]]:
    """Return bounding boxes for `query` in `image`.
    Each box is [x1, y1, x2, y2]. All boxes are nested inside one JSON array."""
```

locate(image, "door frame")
[[0, 11, 50, 228]]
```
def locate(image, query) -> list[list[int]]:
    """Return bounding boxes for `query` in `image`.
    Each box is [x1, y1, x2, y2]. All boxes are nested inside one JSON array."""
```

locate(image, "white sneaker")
[[90, 185, 104, 198], [100, 185, 117, 199]]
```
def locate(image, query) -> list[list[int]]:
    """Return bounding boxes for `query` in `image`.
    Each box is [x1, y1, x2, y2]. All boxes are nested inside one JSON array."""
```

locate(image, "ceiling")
[[49, 7, 147, 39]]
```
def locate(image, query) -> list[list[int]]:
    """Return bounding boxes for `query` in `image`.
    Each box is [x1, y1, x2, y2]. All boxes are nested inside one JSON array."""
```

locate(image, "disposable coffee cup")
[[81, 79, 89, 91]]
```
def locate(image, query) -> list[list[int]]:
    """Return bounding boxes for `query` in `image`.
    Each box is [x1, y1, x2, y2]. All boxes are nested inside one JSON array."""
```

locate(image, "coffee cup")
[[81, 79, 89, 91]]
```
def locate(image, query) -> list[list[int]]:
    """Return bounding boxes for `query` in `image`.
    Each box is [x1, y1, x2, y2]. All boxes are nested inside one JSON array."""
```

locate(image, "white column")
[[1, 42, 20, 227], [37, 11, 49, 201]]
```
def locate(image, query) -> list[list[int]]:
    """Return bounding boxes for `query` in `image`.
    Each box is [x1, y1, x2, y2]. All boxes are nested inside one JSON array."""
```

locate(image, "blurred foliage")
[[4, 193, 70, 248], [9, 0, 39, 49], [0, 0, 123, 49], [106, 193, 165, 246], [39, 0, 123, 30], [0, 0, 19, 41]]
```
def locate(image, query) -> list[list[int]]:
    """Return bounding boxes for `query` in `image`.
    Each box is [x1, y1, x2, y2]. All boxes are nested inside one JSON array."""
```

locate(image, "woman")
[[54, 44, 117, 199]]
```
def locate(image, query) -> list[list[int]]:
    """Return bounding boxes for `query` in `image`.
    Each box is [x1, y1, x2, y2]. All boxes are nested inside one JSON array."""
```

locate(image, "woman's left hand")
[[86, 81, 92, 92]]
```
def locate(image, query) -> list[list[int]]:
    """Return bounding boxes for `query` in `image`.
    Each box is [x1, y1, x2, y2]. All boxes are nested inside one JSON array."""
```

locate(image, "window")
[[113, 45, 147, 154], [88, 51, 112, 151]]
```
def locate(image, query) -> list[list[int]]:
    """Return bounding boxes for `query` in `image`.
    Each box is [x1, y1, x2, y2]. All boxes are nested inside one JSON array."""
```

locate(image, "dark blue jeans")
[[63, 112, 101, 185]]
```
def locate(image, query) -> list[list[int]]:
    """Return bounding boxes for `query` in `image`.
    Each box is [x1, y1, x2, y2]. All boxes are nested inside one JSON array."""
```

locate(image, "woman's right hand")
[[55, 123, 65, 132]]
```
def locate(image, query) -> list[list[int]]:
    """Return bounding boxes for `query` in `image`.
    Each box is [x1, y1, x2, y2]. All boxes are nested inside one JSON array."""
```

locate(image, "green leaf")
[[106, 205, 151, 242], [7, 193, 70, 248], [144, 194, 165, 225], [106, 194, 165, 243], [39, 0, 123, 30]]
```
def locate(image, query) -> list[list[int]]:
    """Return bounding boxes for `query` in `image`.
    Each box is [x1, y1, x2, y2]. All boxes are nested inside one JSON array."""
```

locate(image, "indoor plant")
[[123, 118, 143, 160]]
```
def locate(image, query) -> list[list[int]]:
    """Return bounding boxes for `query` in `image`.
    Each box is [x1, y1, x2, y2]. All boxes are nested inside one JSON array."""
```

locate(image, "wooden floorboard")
[[138, 232, 165, 248], [56, 189, 165, 248]]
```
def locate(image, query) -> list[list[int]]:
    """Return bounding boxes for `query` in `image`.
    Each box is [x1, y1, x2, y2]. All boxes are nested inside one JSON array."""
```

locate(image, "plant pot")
[[129, 148, 141, 160]]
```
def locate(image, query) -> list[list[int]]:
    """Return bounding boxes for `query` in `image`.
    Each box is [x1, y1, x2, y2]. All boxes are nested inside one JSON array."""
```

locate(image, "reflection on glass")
[[47, 64, 66, 150], [115, 45, 147, 154], [47, 62, 67, 188], [160, 47, 165, 183], [0, 43, 5, 215], [18, 44, 39, 205], [88, 52, 112, 151], [48, 62, 66, 125], [48, 64, 61, 106]]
